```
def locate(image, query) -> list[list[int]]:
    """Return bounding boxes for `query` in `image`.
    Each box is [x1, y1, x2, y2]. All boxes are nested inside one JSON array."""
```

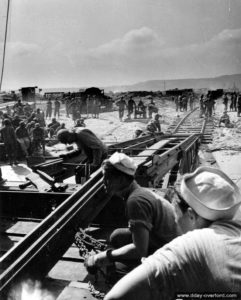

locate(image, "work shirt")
[[117, 99, 126, 110], [75, 128, 108, 166], [15, 126, 29, 139], [143, 220, 241, 299], [12, 117, 21, 129], [127, 181, 177, 251], [146, 120, 161, 133], [32, 127, 45, 140], [0, 125, 17, 145], [128, 99, 136, 109], [47, 101, 52, 109], [48, 121, 60, 131], [54, 100, 60, 108]]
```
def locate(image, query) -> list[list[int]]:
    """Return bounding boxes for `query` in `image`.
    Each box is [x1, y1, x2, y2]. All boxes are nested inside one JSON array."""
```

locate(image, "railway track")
[[0, 108, 214, 299], [166, 107, 214, 143]]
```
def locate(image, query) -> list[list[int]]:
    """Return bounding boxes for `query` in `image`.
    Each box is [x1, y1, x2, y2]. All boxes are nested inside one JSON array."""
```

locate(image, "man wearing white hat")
[[104, 166, 241, 300], [85, 152, 178, 277]]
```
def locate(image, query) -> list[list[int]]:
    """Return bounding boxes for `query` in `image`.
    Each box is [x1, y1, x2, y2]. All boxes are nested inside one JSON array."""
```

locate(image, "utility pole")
[[0, 0, 11, 92]]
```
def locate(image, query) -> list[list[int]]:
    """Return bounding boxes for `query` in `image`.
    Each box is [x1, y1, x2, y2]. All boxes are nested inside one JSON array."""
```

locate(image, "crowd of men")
[[116, 96, 164, 137], [1, 94, 241, 297], [199, 92, 241, 123], [174, 93, 195, 114], [0, 99, 86, 164], [116, 97, 158, 122], [216, 93, 241, 127], [55, 94, 102, 121]]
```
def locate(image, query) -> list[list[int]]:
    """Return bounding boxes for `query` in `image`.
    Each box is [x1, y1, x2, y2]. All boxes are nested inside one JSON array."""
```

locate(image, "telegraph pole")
[[0, 0, 11, 92]]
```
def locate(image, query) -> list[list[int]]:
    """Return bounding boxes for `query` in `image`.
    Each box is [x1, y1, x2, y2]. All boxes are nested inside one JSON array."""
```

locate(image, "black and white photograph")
[[0, 1, 241, 299]]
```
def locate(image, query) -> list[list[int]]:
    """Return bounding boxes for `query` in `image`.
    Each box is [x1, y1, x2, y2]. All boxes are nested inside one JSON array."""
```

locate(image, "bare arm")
[[104, 264, 152, 300], [111, 226, 149, 260], [94, 226, 149, 266]]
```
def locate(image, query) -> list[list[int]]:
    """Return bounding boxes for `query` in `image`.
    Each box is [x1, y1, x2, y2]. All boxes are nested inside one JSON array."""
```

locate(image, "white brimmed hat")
[[180, 166, 241, 221], [108, 152, 137, 176]]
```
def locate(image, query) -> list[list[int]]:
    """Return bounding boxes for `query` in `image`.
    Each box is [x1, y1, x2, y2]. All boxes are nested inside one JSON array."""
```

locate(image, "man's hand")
[[84, 255, 99, 275], [84, 251, 108, 274]]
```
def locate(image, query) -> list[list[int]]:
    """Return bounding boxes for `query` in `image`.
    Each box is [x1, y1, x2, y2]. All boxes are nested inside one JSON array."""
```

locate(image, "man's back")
[[118, 99, 126, 109], [16, 126, 28, 139], [127, 183, 177, 249], [47, 101, 52, 108], [33, 127, 44, 140], [143, 220, 241, 297], [55, 100, 60, 107], [128, 99, 135, 108], [75, 129, 107, 151], [0, 126, 16, 143]]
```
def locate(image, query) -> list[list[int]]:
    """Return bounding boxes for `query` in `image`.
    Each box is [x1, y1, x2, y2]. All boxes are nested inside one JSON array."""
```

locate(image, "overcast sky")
[[1, 0, 241, 90]]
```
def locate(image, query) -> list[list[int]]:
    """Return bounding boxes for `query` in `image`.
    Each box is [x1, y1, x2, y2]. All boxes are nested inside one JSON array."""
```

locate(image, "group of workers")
[[198, 93, 216, 118], [78, 151, 241, 299], [54, 120, 241, 298], [199, 92, 241, 124], [174, 93, 195, 114], [49, 94, 241, 298], [116, 97, 158, 122], [1, 95, 241, 297], [45, 94, 103, 121], [222, 92, 241, 114], [45, 98, 61, 119], [0, 100, 86, 163], [218, 93, 241, 127]]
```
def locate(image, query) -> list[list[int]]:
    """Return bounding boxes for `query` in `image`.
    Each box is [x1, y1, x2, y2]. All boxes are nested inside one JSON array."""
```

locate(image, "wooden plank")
[[1, 164, 32, 182], [48, 260, 88, 282], [5, 221, 38, 235], [26, 172, 51, 192]]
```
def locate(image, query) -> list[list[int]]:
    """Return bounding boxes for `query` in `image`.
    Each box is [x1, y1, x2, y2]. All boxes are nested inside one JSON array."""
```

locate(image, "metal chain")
[[75, 228, 107, 258], [74, 234, 89, 258], [74, 228, 109, 299], [88, 282, 106, 299]]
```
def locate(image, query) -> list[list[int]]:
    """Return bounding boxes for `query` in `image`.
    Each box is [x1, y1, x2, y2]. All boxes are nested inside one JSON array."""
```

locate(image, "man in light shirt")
[[104, 166, 241, 300]]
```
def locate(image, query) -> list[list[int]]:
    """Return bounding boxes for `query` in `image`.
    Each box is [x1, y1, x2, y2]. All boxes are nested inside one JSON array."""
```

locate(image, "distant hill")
[[41, 73, 241, 94], [104, 74, 241, 92]]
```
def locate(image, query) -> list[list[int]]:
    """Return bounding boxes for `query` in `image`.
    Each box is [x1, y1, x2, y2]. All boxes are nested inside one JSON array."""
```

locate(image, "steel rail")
[[171, 107, 199, 134], [0, 176, 106, 295]]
